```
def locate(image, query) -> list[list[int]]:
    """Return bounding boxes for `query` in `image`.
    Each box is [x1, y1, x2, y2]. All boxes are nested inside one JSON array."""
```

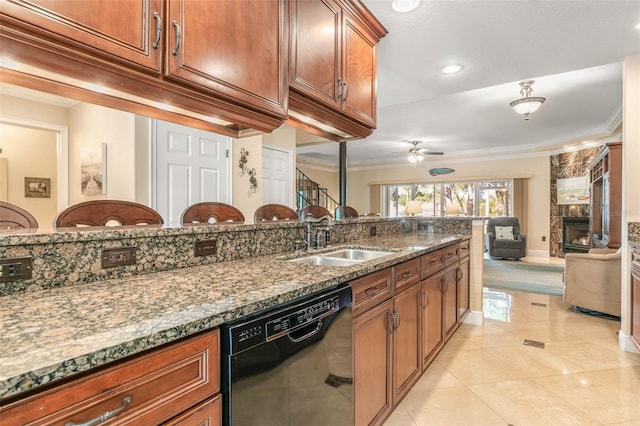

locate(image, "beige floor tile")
[[436, 333, 482, 357], [535, 371, 640, 424], [587, 366, 640, 396], [382, 404, 416, 426], [411, 361, 465, 391], [545, 340, 640, 371], [485, 343, 585, 378], [469, 379, 600, 425], [401, 386, 508, 425], [436, 348, 530, 385], [607, 421, 640, 426]]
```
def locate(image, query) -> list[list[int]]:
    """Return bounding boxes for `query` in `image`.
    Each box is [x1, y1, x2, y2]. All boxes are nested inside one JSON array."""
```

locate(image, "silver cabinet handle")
[[171, 20, 181, 56], [342, 81, 349, 101], [365, 286, 380, 296], [401, 271, 412, 280], [152, 12, 161, 49], [423, 292, 429, 308], [337, 78, 344, 100], [65, 396, 132, 426]]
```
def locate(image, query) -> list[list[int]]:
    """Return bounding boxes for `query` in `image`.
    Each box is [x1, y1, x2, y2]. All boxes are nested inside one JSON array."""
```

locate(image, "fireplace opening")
[[562, 217, 590, 253]]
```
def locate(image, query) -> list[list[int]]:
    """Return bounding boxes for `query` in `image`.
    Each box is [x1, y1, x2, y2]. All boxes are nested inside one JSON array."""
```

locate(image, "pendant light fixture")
[[509, 80, 545, 120]]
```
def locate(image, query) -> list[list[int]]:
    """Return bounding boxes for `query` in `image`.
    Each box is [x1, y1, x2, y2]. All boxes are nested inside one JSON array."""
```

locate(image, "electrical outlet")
[[370, 226, 377, 237], [194, 239, 217, 257], [101, 247, 137, 268], [0, 257, 33, 282], [542, 236, 546, 241]]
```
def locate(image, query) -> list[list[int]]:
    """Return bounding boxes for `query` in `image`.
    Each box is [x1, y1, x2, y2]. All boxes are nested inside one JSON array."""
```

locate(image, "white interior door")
[[154, 120, 230, 226], [262, 145, 292, 206]]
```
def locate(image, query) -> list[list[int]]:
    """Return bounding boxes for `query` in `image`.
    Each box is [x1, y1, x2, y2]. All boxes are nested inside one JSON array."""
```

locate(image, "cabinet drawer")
[[352, 268, 393, 317], [393, 258, 421, 293], [163, 394, 222, 426], [444, 244, 459, 266], [421, 249, 445, 279], [458, 239, 470, 259], [2, 329, 220, 426]]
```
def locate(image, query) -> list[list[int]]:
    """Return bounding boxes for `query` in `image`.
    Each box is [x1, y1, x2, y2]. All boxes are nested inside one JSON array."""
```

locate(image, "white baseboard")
[[527, 250, 550, 258], [618, 330, 639, 353], [463, 310, 484, 325]]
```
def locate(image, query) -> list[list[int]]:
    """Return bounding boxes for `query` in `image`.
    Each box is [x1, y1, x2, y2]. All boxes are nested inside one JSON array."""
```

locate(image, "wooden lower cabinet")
[[392, 282, 422, 406], [1, 329, 221, 426], [353, 298, 394, 426], [457, 254, 470, 322], [421, 270, 444, 369], [163, 394, 222, 426], [443, 264, 458, 340]]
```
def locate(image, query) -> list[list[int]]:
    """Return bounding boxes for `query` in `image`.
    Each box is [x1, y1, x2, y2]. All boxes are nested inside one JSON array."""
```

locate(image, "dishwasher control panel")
[[226, 286, 351, 354]]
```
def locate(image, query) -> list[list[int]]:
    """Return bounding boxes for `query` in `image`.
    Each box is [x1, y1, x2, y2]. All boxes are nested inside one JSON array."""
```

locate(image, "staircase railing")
[[296, 168, 340, 214]]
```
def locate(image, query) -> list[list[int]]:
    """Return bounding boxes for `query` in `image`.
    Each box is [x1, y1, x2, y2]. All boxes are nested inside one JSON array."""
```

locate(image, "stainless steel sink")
[[287, 248, 395, 266], [288, 255, 362, 267], [321, 249, 395, 261]]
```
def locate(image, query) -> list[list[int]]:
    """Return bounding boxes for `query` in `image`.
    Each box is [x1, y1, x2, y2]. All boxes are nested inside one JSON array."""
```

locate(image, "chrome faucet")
[[303, 214, 334, 250]]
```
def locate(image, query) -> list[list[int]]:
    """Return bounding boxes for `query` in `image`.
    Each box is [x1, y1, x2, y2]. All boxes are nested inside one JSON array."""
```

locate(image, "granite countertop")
[[0, 232, 465, 401]]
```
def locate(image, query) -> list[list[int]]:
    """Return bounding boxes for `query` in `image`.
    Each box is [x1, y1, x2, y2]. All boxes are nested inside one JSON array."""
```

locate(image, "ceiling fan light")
[[416, 153, 424, 162], [391, 0, 421, 13], [407, 153, 419, 163]]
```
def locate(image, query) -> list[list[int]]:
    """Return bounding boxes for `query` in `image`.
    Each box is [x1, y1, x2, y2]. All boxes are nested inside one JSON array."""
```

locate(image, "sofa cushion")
[[495, 225, 514, 240]]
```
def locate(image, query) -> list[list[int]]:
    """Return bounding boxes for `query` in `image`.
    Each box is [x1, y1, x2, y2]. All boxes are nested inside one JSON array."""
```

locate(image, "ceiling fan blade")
[[425, 151, 444, 155]]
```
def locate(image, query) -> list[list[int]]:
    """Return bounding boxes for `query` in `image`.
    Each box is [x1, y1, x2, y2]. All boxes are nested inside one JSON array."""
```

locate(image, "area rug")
[[483, 259, 565, 296]]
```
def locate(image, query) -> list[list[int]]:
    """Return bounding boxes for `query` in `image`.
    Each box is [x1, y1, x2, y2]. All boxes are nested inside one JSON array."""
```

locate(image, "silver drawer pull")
[[65, 396, 132, 426], [152, 12, 161, 49], [365, 286, 380, 296], [172, 20, 181, 55], [401, 271, 412, 279]]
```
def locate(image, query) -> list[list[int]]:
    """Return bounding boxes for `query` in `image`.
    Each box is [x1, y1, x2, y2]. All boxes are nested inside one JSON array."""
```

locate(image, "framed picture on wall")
[[24, 177, 51, 198], [557, 176, 590, 205], [80, 143, 107, 195]]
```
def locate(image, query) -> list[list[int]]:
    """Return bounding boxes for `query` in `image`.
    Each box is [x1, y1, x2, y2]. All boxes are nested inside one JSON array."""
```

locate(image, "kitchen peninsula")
[[0, 217, 483, 425]]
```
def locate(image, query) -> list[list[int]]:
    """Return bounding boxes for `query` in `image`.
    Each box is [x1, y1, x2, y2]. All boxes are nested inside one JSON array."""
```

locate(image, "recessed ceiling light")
[[636, 21, 640, 30], [441, 64, 463, 74], [391, 0, 421, 13]]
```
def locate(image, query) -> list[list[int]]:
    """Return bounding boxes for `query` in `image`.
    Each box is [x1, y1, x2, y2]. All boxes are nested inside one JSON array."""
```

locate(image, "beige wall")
[[346, 155, 550, 254], [0, 124, 58, 232], [296, 161, 340, 204], [232, 135, 263, 224], [68, 103, 136, 204]]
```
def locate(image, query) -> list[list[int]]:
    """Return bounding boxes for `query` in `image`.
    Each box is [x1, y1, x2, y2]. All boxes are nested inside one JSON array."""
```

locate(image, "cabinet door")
[[166, 0, 288, 117], [353, 299, 393, 426], [289, 0, 342, 110], [457, 256, 470, 322], [163, 394, 222, 426], [392, 282, 422, 405], [422, 271, 444, 369], [0, 0, 162, 71], [443, 264, 458, 340], [341, 11, 377, 126]]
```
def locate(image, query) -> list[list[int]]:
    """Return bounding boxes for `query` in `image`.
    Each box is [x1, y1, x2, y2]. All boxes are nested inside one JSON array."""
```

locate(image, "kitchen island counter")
[[0, 232, 467, 401]]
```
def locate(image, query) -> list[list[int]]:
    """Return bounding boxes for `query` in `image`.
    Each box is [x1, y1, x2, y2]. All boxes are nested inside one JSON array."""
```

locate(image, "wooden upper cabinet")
[[166, 0, 288, 117], [289, 0, 342, 110], [289, 0, 386, 134], [342, 10, 377, 125], [0, 0, 162, 71]]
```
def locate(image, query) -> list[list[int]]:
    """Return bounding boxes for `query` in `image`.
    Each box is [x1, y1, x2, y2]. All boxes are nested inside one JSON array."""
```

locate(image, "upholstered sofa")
[[485, 216, 526, 259], [563, 248, 621, 316]]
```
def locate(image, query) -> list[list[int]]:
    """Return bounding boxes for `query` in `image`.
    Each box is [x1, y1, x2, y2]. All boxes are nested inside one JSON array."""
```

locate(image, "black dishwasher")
[[221, 284, 353, 426]]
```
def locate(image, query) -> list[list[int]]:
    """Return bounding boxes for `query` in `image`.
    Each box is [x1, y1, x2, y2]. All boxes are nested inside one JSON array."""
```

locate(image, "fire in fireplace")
[[562, 217, 590, 253]]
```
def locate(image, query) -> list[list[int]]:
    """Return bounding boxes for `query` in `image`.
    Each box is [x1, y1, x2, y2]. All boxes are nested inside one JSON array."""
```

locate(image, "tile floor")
[[384, 260, 640, 426]]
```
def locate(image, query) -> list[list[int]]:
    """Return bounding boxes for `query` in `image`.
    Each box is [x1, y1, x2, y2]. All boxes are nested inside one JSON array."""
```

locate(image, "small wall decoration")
[[238, 147, 257, 194], [24, 177, 51, 198], [557, 176, 590, 205], [81, 143, 107, 195]]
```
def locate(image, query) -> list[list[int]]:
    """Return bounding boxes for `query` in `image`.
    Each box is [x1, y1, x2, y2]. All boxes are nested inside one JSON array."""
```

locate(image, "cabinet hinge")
[[226, 149, 229, 158]]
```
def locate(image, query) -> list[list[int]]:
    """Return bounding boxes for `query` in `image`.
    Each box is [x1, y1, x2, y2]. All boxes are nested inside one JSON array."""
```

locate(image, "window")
[[382, 180, 512, 217]]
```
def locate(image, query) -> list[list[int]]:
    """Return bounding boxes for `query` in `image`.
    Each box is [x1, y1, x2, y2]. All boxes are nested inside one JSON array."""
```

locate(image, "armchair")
[[486, 216, 526, 259], [563, 248, 621, 316]]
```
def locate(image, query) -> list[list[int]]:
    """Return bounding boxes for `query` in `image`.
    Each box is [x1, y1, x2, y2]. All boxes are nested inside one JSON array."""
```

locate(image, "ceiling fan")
[[406, 141, 444, 164]]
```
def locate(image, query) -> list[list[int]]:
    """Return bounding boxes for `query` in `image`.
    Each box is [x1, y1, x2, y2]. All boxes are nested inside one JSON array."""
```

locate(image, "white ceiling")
[[297, 0, 640, 167]]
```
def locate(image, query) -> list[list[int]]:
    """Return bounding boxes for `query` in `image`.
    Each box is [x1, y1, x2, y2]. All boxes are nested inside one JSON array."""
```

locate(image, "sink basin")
[[287, 248, 395, 267], [321, 249, 395, 261], [288, 255, 361, 267]]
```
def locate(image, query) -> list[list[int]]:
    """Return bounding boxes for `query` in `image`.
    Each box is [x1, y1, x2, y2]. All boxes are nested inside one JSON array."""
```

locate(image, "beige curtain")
[[513, 178, 529, 238], [369, 184, 381, 215]]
